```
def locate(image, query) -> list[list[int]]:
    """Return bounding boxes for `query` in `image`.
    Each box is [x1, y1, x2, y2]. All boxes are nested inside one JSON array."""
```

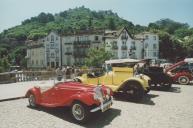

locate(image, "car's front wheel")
[[71, 101, 90, 123], [28, 94, 37, 107], [178, 76, 189, 85]]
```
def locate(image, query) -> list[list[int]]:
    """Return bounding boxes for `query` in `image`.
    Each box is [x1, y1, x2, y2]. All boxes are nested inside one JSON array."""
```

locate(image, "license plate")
[[102, 102, 112, 112]]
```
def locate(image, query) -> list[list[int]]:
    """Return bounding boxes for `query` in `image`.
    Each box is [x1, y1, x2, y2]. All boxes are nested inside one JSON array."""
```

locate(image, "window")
[[47, 37, 49, 41], [41, 60, 44, 65], [32, 60, 34, 65], [113, 51, 118, 58], [76, 36, 79, 42], [51, 35, 54, 41], [145, 35, 149, 39], [153, 44, 157, 49], [31, 51, 34, 56], [36, 60, 38, 65], [95, 36, 98, 41], [153, 52, 157, 57], [50, 43, 55, 49], [66, 47, 71, 53], [122, 41, 126, 46], [56, 62, 59, 67], [131, 41, 136, 50], [85, 36, 89, 41], [145, 43, 148, 48], [154, 36, 156, 40], [50, 53, 55, 58], [56, 36, 58, 40], [122, 51, 127, 58]]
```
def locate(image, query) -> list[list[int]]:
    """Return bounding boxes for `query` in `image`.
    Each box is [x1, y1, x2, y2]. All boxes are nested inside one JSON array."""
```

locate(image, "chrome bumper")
[[90, 97, 113, 112]]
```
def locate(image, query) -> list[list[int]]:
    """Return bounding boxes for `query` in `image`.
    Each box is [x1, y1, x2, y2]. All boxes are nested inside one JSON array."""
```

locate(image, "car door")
[[53, 83, 75, 106], [41, 87, 58, 105]]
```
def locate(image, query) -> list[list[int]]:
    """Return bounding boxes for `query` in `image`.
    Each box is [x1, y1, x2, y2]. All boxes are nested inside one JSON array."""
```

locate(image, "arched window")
[[51, 35, 54, 41]]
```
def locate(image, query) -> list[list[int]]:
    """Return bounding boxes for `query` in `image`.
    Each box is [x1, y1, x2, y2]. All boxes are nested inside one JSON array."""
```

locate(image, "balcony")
[[93, 41, 101, 44], [27, 43, 44, 49], [112, 45, 118, 50], [130, 45, 136, 50], [74, 40, 91, 45], [73, 52, 87, 58], [65, 52, 72, 55], [121, 45, 127, 50], [64, 42, 72, 45], [121, 35, 128, 40]]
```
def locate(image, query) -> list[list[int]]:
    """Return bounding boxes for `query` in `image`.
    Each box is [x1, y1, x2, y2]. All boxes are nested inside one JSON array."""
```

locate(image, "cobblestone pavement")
[[0, 84, 193, 128]]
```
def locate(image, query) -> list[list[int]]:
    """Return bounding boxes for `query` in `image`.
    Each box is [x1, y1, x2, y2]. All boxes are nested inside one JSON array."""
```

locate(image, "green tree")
[[108, 18, 116, 30], [0, 57, 11, 72], [184, 36, 193, 57], [85, 47, 112, 67]]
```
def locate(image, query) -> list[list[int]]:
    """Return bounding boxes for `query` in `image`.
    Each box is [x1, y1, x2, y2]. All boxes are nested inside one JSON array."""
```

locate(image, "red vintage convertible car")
[[25, 81, 113, 123], [166, 58, 193, 85]]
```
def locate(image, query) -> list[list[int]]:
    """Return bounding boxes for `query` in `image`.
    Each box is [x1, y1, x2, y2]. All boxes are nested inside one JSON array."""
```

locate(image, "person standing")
[[55, 67, 63, 81]]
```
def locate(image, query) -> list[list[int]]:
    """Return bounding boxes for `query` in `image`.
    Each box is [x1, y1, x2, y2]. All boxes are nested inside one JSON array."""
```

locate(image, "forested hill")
[[0, 6, 193, 72]]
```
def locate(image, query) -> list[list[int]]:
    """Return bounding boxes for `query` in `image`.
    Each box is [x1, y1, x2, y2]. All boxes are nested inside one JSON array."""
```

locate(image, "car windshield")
[[105, 58, 140, 68]]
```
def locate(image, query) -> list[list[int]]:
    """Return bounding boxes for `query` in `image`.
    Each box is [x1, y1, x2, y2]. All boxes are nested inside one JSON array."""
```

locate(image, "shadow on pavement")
[[113, 93, 158, 106], [150, 86, 181, 93], [27, 106, 121, 128]]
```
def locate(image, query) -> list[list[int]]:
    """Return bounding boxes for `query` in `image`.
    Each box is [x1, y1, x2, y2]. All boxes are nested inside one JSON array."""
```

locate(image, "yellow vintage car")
[[74, 59, 151, 101]]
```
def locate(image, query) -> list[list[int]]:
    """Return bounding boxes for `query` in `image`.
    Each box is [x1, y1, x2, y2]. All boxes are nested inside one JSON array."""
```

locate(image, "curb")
[[0, 96, 26, 102]]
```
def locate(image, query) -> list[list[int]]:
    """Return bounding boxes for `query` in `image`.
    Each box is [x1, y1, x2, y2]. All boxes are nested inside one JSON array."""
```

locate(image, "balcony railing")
[[73, 53, 87, 58], [74, 40, 91, 45], [121, 45, 127, 50], [27, 43, 44, 49], [65, 52, 72, 55]]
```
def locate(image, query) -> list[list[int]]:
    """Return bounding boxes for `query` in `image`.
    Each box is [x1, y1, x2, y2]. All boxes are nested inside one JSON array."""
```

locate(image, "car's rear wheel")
[[124, 82, 144, 102], [28, 94, 37, 107], [71, 101, 90, 123], [161, 83, 172, 90], [178, 76, 189, 85]]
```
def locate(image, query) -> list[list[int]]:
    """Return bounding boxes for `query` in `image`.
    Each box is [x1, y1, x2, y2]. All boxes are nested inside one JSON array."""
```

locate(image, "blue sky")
[[0, 0, 192, 32]]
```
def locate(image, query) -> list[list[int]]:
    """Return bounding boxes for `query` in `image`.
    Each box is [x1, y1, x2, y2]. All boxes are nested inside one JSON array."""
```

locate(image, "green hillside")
[[0, 6, 192, 72]]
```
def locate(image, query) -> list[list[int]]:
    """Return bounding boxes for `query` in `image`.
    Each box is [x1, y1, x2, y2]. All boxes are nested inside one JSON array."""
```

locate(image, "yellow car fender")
[[119, 76, 149, 91]]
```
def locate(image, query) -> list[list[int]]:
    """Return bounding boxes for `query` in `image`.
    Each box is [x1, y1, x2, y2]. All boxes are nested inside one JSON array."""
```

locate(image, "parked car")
[[25, 81, 113, 123], [74, 59, 151, 102], [165, 58, 193, 85], [142, 66, 172, 89]]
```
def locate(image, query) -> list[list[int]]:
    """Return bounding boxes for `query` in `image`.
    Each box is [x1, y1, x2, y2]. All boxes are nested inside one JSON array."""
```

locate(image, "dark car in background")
[[142, 66, 172, 89]]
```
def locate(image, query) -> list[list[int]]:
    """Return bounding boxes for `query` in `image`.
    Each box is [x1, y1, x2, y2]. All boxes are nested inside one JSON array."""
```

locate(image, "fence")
[[0, 71, 55, 84], [0, 68, 103, 84]]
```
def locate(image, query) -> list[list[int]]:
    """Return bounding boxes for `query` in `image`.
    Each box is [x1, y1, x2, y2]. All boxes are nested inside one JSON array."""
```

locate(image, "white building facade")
[[26, 40, 46, 69], [105, 28, 159, 60], [26, 28, 159, 69], [62, 31, 104, 66], [44, 32, 62, 68], [105, 27, 138, 59], [135, 32, 159, 60], [26, 31, 104, 68]]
